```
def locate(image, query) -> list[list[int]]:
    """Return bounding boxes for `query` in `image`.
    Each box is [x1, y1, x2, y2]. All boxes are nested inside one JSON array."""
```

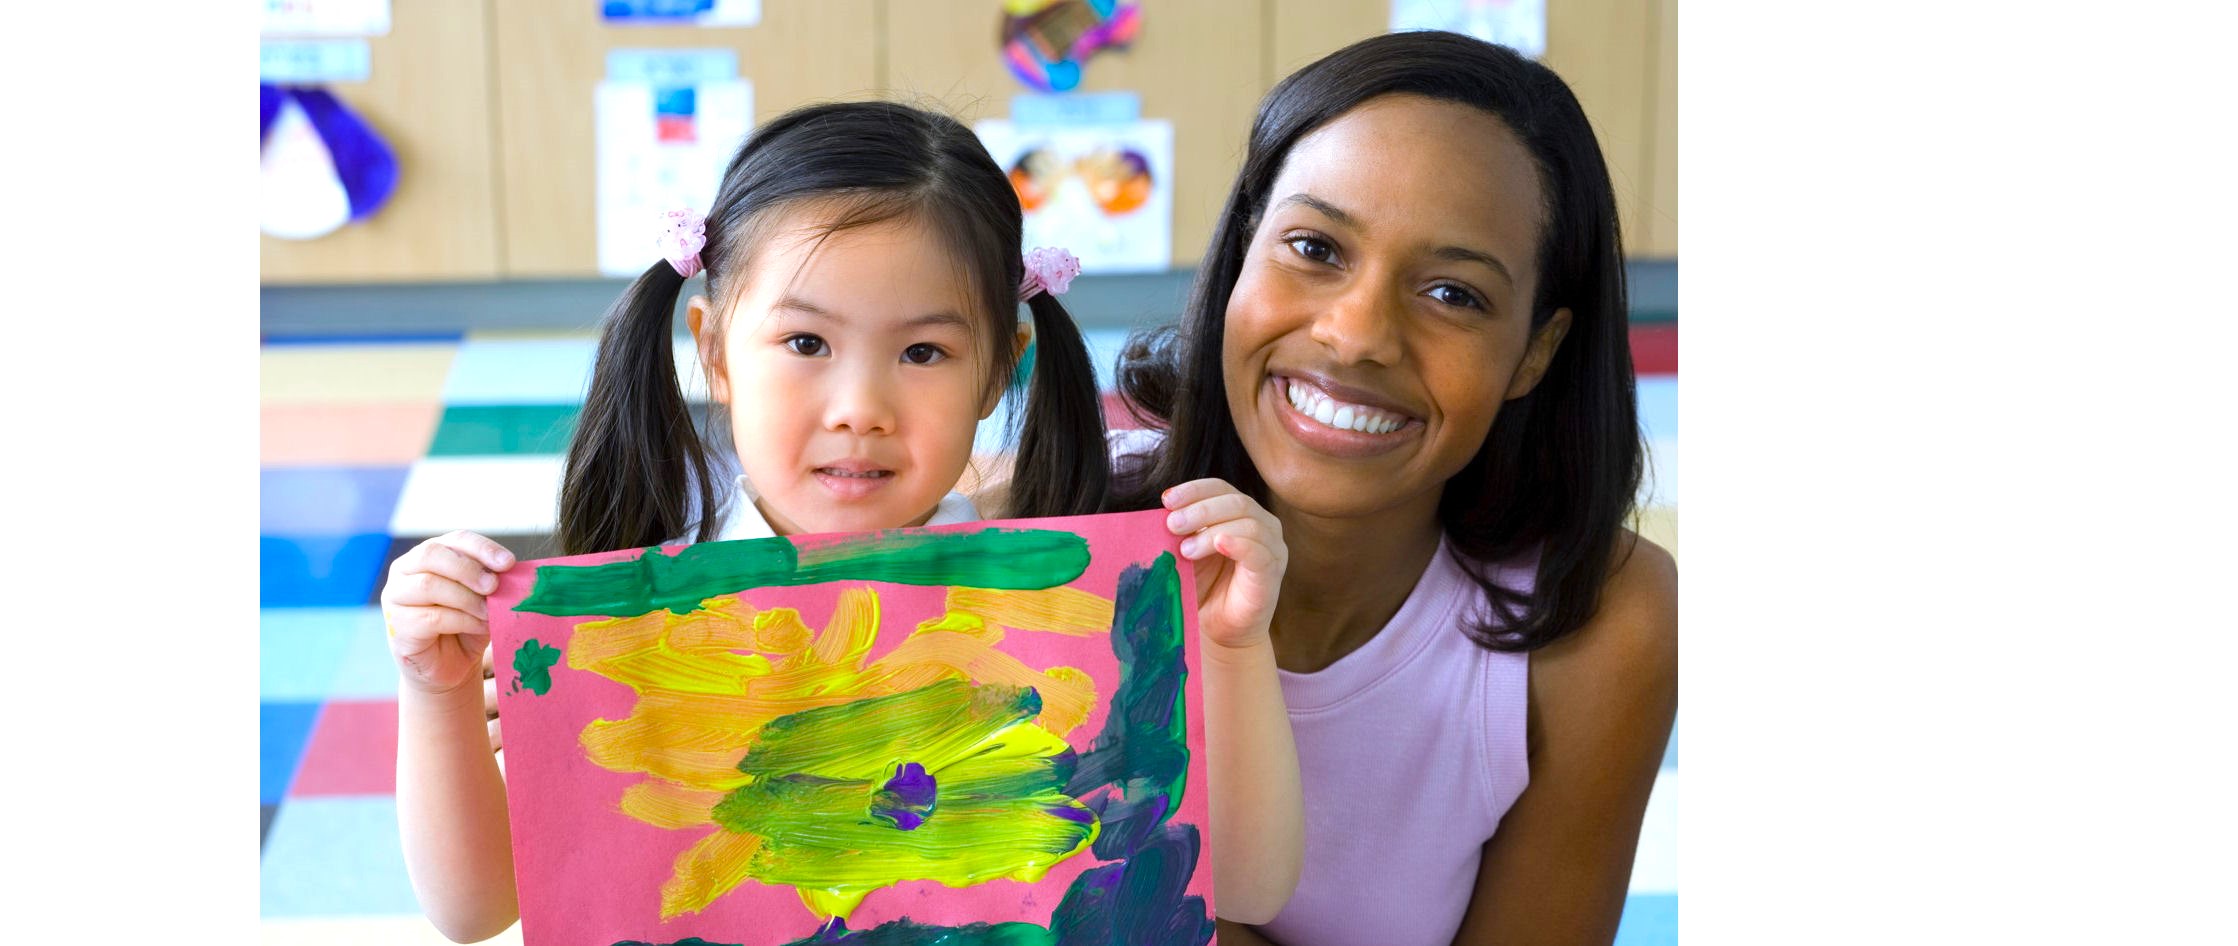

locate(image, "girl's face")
[[692, 209, 1003, 537], [1221, 94, 1572, 528]]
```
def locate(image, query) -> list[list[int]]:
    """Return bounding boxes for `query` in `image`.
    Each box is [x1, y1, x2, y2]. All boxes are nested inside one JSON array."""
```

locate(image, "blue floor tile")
[[328, 608, 407, 699], [262, 534, 393, 607], [1638, 377, 1676, 442], [261, 467, 412, 535], [262, 607, 389, 701], [261, 701, 323, 804], [441, 337, 598, 405], [259, 795, 423, 916], [1614, 894, 1676, 946]]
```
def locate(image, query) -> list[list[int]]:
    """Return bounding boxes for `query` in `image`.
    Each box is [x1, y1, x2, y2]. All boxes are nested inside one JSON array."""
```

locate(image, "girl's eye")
[[1285, 235, 1336, 264], [1429, 284, 1484, 310], [902, 343, 947, 365], [785, 334, 828, 356]]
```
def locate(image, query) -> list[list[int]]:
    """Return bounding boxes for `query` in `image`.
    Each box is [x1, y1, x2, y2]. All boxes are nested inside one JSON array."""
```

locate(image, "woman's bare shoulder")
[[1529, 531, 1676, 752]]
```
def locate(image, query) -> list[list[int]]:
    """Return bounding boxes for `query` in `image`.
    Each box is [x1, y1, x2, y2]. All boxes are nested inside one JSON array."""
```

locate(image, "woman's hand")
[[1162, 478, 1287, 653], [380, 530, 516, 697]]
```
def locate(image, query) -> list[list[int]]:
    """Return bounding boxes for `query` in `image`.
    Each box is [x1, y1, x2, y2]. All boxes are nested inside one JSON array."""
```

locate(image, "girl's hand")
[[1163, 479, 1287, 653], [381, 531, 516, 697]]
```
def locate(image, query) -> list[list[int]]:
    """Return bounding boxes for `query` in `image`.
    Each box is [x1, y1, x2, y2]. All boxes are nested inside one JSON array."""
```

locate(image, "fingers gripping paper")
[[488, 510, 1217, 945]]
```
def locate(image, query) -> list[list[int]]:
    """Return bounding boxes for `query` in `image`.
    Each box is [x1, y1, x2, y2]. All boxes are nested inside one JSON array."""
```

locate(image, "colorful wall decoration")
[[489, 509, 1217, 946], [999, 0, 1142, 93]]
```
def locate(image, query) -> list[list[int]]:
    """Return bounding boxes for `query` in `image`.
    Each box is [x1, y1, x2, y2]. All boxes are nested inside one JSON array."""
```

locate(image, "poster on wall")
[[486, 510, 1217, 945], [1389, 0, 1546, 59], [261, 0, 391, 36], [601, 0, 762, 27], [595, 79, 753, 277], [974, 117, 1173, 274]]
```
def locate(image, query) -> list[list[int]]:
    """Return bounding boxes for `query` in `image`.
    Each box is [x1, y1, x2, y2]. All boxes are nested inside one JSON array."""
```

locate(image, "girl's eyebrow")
[[773, 296, 970, 330]]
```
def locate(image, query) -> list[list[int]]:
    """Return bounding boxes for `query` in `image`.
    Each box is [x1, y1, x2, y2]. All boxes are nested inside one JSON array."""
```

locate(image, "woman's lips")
[[1270, 375, 1419, 458]]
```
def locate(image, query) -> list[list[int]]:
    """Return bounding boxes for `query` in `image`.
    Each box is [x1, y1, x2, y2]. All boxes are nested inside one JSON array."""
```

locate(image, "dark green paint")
[[514, 528, 1091, 618], [511, 638, 561, 695]]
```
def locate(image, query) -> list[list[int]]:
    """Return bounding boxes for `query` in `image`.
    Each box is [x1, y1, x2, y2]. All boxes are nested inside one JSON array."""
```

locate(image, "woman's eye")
[[1285, 236, 1336, 264], [902, 343, 947, 365], [785, 334, 828, 356], [1430, 284, 1484, 310]]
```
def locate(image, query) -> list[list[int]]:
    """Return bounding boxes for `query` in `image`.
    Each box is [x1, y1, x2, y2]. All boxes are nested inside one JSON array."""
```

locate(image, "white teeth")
[[1283, 378, 1406, 435]]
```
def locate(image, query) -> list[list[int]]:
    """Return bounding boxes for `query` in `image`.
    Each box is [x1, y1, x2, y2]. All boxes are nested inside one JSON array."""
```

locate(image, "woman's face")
[[1221, 94, 1571, 527]]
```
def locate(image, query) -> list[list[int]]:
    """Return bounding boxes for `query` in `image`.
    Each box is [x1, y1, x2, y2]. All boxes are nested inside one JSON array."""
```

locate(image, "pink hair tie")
[[1018, 246, 1081, 301], [657, 208, 708, 278]]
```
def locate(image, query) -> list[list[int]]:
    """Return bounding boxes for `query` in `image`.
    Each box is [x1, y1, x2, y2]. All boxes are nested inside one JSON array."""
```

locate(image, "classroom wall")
[[261, 0, 1676, 285]]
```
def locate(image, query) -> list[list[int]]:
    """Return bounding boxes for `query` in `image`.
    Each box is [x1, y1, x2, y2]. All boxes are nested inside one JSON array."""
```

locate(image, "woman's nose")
[[1309, 280, 1405, 367]]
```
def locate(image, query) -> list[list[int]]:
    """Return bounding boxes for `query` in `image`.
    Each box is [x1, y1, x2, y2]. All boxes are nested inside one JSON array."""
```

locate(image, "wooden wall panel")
[[882, 1, 1268, 268], [1542, 0, 1656, 262], [259, 0, 1675, 285], [1643, 0, 1678, 256], [259, 0, 500, 283], [489, 0, 881, 277]]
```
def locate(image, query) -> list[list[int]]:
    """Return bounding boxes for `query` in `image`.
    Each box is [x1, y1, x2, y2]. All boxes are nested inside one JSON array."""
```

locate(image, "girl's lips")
[[813, 465, 895, 500], [1268, 375, 1420, 459]]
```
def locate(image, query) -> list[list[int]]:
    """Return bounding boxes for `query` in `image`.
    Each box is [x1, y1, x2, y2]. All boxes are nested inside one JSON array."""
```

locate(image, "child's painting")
[[489, 509, 1217, 946], [973, 119, 1174, 274]]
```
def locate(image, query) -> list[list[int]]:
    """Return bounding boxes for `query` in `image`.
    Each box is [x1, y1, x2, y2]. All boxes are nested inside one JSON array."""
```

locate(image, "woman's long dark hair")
[[1114, 31, 1643, 652], [559, 101, 1109, 555]]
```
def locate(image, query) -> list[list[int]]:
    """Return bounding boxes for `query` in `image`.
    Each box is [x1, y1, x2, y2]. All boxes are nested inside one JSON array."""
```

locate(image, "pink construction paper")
[[488, 509, 1213, 945]]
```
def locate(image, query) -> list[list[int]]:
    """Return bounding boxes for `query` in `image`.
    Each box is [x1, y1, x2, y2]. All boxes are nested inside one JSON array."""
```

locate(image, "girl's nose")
[[821, 365, 899, 436]]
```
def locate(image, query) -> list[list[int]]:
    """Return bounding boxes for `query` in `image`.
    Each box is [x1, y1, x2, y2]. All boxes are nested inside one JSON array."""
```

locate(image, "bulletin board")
[[259, 0, 502, 283], [488, 0, 880, 277], [883, 2, 1268, 271]]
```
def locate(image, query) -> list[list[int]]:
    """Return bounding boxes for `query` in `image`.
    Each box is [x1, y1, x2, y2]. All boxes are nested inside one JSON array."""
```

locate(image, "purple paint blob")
[[883, 762, 937, 805], [870, 761, 938, 831], [1047, 803, 1095, 825]]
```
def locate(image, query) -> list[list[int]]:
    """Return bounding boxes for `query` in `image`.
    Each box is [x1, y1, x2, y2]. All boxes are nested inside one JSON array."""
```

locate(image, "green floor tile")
[[425, 404, 578, 456]]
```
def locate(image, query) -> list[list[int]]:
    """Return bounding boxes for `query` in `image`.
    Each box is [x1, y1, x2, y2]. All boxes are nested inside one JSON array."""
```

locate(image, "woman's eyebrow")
[[1432, 245, 1514, 285], [1274, 192, 1360, 229], [1279, 192, 1514, 285]]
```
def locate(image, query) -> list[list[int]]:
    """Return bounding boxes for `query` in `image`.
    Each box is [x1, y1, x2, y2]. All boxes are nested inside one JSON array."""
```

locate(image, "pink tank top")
[[1254, 536, 1532, 946]]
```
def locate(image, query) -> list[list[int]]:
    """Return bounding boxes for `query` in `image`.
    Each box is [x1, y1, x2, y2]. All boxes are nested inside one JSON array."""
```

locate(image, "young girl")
[[381, 101, 1302, 941]]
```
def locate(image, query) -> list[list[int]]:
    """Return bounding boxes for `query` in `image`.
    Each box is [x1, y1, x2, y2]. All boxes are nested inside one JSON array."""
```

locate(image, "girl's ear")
[[686, 294, 730, 404], [1505, 307, 1572, 401]]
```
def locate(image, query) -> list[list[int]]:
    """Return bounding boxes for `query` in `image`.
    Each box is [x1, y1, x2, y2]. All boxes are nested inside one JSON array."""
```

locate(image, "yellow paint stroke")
[[563, 583, 1117, 918], [619, 778, 726, 829], [663, 825, 767, 918], [947, 585, 1115, 636]]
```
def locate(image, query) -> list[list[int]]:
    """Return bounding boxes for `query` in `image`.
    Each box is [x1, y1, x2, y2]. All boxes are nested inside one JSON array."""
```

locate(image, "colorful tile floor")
[[260, 324, 1678, 944]]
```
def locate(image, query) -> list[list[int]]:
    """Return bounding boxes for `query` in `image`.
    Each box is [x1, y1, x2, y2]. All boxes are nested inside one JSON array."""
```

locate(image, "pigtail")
[[557, 262, 719, 555], [1004, 292, 1111, 518]]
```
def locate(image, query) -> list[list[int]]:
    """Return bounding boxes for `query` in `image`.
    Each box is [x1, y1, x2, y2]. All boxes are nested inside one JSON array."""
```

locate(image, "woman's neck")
[[1266, 496, 1445, 674]]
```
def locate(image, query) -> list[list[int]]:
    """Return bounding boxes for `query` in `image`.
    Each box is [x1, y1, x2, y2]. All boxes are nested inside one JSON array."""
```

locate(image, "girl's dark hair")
[[1114, 31, 1643, 652], [559, 101, 1109, 555]]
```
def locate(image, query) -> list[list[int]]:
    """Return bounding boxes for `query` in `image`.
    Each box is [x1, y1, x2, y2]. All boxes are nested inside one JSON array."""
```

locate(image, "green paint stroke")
[[781, 919, 1056, 946], [511, 639, 561, 695], [514, 528, 1091, 618], [710, 679, 1097, 911], [1066, 553, 1192, 860]]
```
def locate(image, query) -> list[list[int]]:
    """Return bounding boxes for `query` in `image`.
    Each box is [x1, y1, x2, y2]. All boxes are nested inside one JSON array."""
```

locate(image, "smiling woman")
[[1112, 31, 1677, 946]]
